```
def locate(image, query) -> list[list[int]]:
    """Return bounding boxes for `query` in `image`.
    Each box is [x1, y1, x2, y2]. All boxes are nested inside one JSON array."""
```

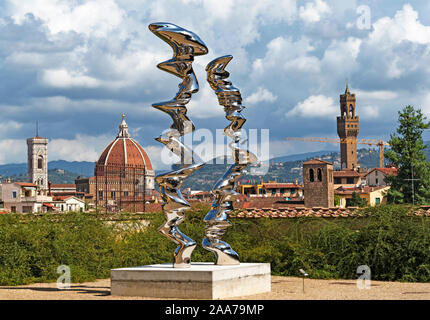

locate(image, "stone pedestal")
[[110, 262, 270, 299]]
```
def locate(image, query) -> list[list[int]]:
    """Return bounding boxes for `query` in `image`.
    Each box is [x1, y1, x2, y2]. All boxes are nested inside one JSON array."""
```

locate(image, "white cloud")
[[252, 36, 319, 75], [421, 93, 430, 118], [321, 37, 361, 77], [9, 0, 125, 37], [41, 69, 100, 88], [0, 121, 23, 136], [286, 95, 337, 118], [355, 90, 398, 101], [187, 84, 224, 119], [361, 105, 380, 119], [369, 4, 430, 46], [299, 0, 331, 23], [363, 5, 430, 80], [245, 87, 277, 105], [49, 134, 112, 162], [0, 139, 26, 165]]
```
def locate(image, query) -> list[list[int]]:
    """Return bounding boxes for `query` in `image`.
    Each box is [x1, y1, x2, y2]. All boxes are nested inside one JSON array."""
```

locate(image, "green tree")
[[384, 105, 430, 204], [348, 192, 367, 207], [334, 194, 340, 206]]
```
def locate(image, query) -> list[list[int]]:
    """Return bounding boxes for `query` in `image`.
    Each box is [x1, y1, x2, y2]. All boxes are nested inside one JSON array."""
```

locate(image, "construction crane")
[[285, 137, 390, 168]]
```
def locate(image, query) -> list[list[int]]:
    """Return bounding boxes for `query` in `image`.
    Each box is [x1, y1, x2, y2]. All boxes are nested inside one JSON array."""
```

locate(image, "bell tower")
[[27, 128, 48, 191], [337, 82, 359, 170]]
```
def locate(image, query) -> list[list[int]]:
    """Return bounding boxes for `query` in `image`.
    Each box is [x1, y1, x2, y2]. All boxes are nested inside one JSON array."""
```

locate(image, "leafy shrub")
[[0, 204, 429, 285]]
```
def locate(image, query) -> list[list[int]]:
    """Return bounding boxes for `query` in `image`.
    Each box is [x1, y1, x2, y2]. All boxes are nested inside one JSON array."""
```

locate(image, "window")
[[98, 190, 103, 199], [11, 206, 16, 213], [334, 178, 342, 184], [12, 191, 17, 199], [38, 155, 43, 169], [309, 169, 314, 182], [347, 177, 354, 184], [124, 191, 129, 197], [111, 191, 116, 199], [375, 178, 379, 185], [317, 168, 322, 181], [375, 198, 381, 205]]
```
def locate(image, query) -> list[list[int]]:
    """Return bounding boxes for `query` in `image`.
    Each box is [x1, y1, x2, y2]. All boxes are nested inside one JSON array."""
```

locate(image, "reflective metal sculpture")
[[203, 55, 258, 265], [149, 22, 208, 268]]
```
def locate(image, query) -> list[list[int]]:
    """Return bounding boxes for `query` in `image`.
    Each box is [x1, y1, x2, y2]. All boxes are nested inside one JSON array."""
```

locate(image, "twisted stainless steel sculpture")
[[203, 55, 258, 265], [149, 22, 208, 268]]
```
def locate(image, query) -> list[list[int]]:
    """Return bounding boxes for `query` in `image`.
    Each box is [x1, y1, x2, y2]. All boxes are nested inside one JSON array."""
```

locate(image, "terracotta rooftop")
[[232, 207, 360, 218], [365, 167, 398, 177], [333, 169, 361, 178], [52, 195, 74, 201], [303, 159, 333, 165], [97, 115, 153, 170], [334, 185, 388, 195], [51, 184, 76, 188], [263, 183, 302, 189], [15, 182, 37, 187], [232, 206, 430, 219]]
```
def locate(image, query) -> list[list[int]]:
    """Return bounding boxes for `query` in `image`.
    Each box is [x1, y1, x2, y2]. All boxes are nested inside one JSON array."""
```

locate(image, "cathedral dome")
[[97, 114, 153, 170]]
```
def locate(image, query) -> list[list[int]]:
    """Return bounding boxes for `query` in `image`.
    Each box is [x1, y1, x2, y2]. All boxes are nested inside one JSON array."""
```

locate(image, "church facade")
[[76, 115, 155, 213]]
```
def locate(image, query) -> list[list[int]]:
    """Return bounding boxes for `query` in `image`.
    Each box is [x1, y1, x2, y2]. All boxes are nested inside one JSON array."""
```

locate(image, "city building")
[[303, 159, 334, 208], [337, 82, 359, 170], [236, 181, 303, 199], [76, 114, 156, 212], [1, 182, 52, 213], [335, 185, 390, 208], [365, 167, 398, 187], [51, 195, 85, 212], [333, 169, 362, 187]]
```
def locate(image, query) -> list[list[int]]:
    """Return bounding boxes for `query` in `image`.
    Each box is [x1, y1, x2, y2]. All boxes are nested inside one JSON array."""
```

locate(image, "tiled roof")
[[232, 207, 361, 218], [15, 182, 36, 187], [303, 159, 333, 165], [334, 185, 388, 195], [263, 183, 302, 189], [51, 184, 76, 188], [365, 167, 398, 177], [53, 196, 73, 201], [97, 117, 153, 171], [333, 170, 361, 178]]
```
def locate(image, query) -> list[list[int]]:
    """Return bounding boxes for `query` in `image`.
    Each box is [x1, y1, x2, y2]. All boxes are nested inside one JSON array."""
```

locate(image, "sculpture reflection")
[[149, 22, 208, 268], [204, 55, 258, 265]]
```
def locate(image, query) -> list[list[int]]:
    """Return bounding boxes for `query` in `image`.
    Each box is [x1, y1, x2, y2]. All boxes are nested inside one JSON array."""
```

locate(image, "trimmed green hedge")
[[0, 204, 429, 285]]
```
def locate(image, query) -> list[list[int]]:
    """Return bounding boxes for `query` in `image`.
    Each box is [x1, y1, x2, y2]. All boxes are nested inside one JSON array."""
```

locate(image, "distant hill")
[[0, 160, 95, 179], [1, 141, 430, 187], [271, 150, 337, 163]]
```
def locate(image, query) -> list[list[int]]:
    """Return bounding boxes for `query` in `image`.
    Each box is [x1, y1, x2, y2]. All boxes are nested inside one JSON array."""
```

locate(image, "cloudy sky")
[[1, 0, 430, 169]]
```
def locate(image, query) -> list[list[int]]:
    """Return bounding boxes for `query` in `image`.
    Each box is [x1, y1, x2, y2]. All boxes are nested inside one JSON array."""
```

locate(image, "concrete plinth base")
[[110, 262, 271, 299]]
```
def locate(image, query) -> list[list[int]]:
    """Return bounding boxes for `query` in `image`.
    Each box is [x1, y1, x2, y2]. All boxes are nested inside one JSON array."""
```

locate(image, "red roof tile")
[[303, 158, 333, 165], [333, 169, 361, 178]]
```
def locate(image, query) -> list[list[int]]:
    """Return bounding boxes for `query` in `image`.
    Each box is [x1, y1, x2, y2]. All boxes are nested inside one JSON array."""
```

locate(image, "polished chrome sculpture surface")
[[149, 22, 208, 268], [204, 55, 258, 265]]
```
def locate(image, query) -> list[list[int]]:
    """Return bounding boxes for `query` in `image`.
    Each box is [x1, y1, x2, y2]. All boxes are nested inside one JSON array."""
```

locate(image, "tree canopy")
[[384, 105, 430, 204]]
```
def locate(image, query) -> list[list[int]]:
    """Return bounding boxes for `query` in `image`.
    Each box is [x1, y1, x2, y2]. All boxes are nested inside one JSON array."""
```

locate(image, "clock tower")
[[337, 82, 359, 170]]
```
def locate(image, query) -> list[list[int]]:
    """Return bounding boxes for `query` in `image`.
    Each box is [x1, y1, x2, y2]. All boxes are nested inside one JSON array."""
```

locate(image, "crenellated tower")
[[337, 82, 359, 170]]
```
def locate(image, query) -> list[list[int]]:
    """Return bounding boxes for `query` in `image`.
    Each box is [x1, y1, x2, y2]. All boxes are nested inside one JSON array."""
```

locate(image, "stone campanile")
[[303, 159, 334, 208], [27, 136, 48, 191], [337, 82, 359, 170]]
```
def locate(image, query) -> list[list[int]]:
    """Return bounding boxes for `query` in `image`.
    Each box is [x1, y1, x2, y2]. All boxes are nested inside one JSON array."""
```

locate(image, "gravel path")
[[1, 276, 429, 300]]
